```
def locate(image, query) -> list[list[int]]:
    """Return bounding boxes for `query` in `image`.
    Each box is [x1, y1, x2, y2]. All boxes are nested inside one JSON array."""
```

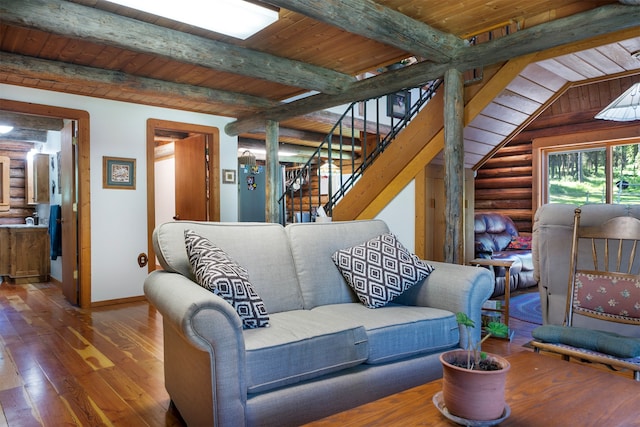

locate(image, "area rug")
[[509, 292, 543, 324]]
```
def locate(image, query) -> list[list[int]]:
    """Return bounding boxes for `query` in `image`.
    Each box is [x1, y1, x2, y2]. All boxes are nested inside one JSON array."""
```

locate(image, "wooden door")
[[60, 121, 78, 304], [174, 134, 207, 221]]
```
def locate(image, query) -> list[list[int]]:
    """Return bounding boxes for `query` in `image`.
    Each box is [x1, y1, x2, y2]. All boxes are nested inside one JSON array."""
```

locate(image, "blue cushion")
[[244, 310, 368, 393], [312, 303, 459, 364], [533, 325, 640, 358]]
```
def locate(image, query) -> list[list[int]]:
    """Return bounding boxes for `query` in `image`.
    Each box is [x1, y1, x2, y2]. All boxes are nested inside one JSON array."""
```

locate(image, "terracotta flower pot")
[[439, 349, 510, 421]]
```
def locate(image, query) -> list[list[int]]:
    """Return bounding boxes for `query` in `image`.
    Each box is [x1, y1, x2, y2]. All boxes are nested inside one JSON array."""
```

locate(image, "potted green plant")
[[437, 312, 511, 422]]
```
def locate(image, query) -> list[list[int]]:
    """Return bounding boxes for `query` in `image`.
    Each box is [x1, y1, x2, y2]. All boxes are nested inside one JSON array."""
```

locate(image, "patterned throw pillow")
[[332, 233, 434, 308], [184, 229, 269, 329], [506, 235, 532, 250]]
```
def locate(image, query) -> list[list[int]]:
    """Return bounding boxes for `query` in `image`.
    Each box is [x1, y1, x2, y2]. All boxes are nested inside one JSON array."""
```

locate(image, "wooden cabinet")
[[26, 153, 50, 204], [0, 156, 9, 212], [0, 226, 50, 283], [0, 227, 9, 276], [34, 153, 50, 203]]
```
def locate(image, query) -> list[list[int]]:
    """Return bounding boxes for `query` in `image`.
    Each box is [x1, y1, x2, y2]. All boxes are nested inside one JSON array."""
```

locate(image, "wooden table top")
[[307, 351, 639, 426]]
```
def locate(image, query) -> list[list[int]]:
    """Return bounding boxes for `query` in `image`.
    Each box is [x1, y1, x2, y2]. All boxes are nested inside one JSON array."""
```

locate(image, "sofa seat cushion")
[[312, 303, 459, 364], [244, 310, 368, 393]]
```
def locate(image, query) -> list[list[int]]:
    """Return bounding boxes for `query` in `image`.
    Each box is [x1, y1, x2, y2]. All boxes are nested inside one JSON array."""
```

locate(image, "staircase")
[[279, 79, 442, 225]]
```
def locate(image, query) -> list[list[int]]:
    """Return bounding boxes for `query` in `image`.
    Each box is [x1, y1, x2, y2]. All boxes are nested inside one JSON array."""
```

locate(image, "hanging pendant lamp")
[[595, 82, 640, 122]]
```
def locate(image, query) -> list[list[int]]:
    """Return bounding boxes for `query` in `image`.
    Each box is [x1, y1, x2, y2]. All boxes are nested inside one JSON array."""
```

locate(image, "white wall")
[[375, 180, 415, 252], [41, 130, 63, 282], [1, 83, 238, 303], [1, 83, 418, 302], [154, 157, 176, 227]]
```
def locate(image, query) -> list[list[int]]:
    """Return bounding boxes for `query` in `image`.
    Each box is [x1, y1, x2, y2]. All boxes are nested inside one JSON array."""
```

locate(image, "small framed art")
[[103, 156, 136, 189], [223, 169, 236, 184], [387, 90, 411, 118]]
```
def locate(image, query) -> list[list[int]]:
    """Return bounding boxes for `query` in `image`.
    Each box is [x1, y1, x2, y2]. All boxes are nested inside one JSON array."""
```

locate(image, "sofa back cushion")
[[154, 221, 304, 313], [286, 219, 390, 309]]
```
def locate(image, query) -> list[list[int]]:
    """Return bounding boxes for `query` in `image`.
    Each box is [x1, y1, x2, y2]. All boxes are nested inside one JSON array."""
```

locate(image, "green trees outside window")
[[547, 143, 640, 205]]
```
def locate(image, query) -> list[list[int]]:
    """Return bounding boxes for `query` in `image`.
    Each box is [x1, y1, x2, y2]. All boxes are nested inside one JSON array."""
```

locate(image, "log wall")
[[0, 141, 34, 223], [474, 75, 640, 233], [475, 139, 533, 232]]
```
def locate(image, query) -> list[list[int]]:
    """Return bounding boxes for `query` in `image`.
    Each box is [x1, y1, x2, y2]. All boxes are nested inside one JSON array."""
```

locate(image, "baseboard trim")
[[91, 295, 147, 308]]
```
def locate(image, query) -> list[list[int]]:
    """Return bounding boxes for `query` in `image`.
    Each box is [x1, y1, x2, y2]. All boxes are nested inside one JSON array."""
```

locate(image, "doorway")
[[0, 99, 91, 307], [146, 119, 220, 272]]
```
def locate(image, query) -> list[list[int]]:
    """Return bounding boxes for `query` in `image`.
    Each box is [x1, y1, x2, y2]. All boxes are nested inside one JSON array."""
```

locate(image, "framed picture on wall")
[[103, 156, 136, 189], [387, 90, 411, 119], [223, 169, 236, 184]]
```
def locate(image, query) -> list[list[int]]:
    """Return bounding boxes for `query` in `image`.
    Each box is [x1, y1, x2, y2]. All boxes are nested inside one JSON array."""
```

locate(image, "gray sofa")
[[532, 203, 640, 338], [144, 219, 494, 426]]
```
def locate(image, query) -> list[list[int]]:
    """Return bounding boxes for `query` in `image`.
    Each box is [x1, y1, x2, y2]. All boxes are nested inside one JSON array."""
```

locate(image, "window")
[[540, 141, 640, 206], [612, 144, 640, 204], [547, 147, 607, 204]]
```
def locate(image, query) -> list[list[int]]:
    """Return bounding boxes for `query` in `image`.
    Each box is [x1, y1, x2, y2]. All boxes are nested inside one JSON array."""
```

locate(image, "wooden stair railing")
[[279, 80, 442, 225]]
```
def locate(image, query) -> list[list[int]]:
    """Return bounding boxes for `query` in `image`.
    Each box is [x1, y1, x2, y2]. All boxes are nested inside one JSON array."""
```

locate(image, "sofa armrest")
[[144, 270, 248, 425], [395, 261, 494, 348], [144, 270, 244, 346]]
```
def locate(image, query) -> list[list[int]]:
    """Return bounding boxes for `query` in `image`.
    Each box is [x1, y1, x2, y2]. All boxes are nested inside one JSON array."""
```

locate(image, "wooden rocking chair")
[[532, 208, 640, 381]]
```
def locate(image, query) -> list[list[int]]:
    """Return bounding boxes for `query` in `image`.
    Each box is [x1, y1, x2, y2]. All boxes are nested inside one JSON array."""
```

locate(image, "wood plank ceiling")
[[434, 36, 640, 168], [1, 0, 639, 167]]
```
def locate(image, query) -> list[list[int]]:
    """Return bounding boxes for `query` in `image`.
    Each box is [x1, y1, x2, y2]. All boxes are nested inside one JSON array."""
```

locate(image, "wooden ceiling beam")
[[248, 110, 392, 139], [0, 140, 36, 152], [0, 129, 48, 143], [267, 0, 466, 63], [1, 0, 355, 95], [226, 4, 640, 135], [455, 4, 640, 69], [269, 127, 327, 144], [0, 111, 64, 131], [238, 137, 355, 161], [0, 52, 276, 112], [243, 126, 366, 149]]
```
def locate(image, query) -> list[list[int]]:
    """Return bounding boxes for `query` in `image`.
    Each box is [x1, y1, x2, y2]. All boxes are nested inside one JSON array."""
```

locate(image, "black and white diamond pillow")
[[184, 229, 269, 328], [332, 233, 434, 308]]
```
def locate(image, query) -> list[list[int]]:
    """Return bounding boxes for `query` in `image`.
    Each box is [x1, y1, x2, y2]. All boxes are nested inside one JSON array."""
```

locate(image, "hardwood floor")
[[0, 281, 185, 426], [0, 281, 541, 426]]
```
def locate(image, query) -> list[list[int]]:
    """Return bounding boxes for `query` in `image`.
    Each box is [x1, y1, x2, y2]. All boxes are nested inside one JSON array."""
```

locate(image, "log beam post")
[[444, 68, 465, 264], [265, 120, 280, 223]]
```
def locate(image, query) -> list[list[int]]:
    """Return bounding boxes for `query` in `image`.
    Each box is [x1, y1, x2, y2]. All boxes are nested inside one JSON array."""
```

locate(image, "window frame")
[[532, 125, 640, 216]]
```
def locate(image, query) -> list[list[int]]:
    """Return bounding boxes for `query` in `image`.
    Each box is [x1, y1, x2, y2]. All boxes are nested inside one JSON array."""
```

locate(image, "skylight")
[[103, 0, 279, 40]]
